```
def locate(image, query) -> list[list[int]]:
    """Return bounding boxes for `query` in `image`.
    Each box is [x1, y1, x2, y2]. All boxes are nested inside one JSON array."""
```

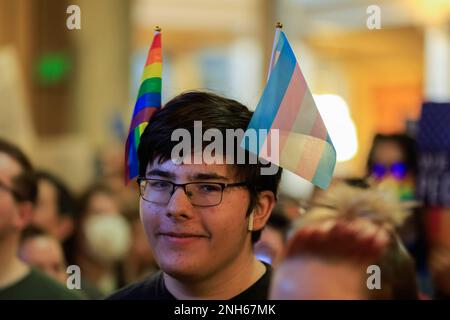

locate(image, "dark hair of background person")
[[20, 224, 48, 244], [138, 91, 283, 242], [35, 170, 76, 218], [0, 138, 37, 204], [366, 133, 418, 177]]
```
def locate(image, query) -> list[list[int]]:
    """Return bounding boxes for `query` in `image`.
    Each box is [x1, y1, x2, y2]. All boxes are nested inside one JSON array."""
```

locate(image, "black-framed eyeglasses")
[[137, 177, 248, 207]]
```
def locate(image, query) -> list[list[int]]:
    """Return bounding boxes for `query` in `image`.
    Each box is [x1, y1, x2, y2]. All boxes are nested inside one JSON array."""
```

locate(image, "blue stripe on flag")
[[127, 135, 139, 180], [133, 93, 161, 117], [312, 144, 336, 189], [243, 32, 296, 155]]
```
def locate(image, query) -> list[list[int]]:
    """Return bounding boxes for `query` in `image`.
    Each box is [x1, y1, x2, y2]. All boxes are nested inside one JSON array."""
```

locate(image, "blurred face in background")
[[32, 178, 74, 241], [370, 141, 415, 201], [33, 179, 58, 233], [0, 152, 26, 238], [19, 235, 67, 284]]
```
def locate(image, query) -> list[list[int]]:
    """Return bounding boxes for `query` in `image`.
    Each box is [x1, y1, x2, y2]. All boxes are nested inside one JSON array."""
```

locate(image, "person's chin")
[[161, 261, 204, 282]]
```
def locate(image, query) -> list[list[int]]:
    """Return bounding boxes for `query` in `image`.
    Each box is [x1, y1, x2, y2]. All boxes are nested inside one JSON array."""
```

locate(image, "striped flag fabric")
[[125, 27, 162, 183], [242, 28, 336, 189]]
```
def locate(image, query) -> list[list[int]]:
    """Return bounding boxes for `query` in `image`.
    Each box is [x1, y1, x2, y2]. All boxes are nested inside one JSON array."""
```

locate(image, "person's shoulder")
[[106, 271, 170, 300], [27, 268, 83, 300], [1, 268, 83, 300]]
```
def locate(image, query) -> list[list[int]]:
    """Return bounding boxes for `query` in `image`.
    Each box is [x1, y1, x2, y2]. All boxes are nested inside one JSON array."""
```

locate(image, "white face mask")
[[83, 214, 131, 264]]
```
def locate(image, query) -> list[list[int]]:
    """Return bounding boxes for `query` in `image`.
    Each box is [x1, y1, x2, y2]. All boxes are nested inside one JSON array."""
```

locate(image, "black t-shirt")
[[107, 264, 271, 300]]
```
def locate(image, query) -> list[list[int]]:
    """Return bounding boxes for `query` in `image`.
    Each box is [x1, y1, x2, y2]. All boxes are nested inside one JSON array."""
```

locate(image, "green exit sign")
[[35, 52, 71, 86]]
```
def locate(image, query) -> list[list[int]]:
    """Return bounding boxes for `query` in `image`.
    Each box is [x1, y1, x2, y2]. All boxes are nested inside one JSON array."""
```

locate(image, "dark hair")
[[20, 224, 49, 244], [366, 134, 418, 177], [35, 171, 76, 217], [138, 91, 283, 242], [77, 184, 115, 220], [0, 138, 37, 204]]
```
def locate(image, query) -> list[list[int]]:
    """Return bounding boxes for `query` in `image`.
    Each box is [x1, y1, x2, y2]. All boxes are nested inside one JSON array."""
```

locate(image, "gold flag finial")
[[275, 22, 283, 29], [155, 25, 161, 32]]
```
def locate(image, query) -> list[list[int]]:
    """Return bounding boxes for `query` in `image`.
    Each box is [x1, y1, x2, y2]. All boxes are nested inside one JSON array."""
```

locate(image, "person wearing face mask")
[[65, 185, 131, 298], [366, 133, 431, 295]]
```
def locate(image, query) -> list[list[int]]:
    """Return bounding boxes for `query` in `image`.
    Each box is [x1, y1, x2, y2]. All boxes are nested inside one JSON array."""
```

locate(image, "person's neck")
[[164, 244, 266, 299], [0, 234, 30, 288]]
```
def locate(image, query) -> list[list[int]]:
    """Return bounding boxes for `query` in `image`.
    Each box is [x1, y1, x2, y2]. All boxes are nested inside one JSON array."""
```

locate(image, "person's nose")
[[166, 186, 194, 220]]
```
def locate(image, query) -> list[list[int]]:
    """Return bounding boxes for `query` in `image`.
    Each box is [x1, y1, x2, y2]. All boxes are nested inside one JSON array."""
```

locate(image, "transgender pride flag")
[[242, 29, 336, 189], [125, 27, 162, 183]]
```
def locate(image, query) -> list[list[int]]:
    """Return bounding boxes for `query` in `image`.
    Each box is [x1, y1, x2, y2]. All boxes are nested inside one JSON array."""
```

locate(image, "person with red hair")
[[270, 183, 419, 300]]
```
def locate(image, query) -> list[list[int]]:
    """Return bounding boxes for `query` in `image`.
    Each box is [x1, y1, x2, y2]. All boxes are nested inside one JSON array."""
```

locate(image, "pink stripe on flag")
[[269, 66, 307, 152], [310, 113, 328, 140]]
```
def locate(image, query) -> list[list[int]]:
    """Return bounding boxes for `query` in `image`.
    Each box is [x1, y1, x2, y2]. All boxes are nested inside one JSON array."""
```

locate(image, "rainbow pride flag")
[[125, 28, 162, 183], [242, 29, 336, 189]]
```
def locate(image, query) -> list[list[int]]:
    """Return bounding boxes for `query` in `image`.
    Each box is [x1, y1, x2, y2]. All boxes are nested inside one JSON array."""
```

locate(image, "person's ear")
[[14, 201, 34, 231], [250, 191, 276, 232]]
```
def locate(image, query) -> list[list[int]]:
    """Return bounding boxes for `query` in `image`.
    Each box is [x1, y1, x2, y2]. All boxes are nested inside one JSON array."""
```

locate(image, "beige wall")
[[307, 27, 424, 177]]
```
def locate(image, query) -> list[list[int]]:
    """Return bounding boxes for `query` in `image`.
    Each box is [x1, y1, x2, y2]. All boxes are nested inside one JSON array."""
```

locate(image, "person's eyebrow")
[[189, 172, 229, 181], [146, 169, 176, 179]]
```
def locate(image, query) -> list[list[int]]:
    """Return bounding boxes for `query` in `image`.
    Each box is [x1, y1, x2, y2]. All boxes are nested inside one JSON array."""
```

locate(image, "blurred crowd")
[[1, 129, 450, 300], [0, 139, 158, 299]]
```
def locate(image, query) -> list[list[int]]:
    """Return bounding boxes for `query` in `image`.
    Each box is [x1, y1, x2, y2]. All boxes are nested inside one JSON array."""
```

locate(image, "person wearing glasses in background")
[[366, 133, 431, 296], [108, 91, 282, 300]]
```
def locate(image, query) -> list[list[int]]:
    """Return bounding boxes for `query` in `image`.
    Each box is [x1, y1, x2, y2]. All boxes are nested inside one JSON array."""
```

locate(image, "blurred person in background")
[[270, 183, 419, 300], [0, 138, 80, 299], [366, 133, 430, 294], [97, 143, 140, 217], [66, 184, 131, 298], [32, 171, 76, 243], [19, 225, 68, 285], [254, 207, 290, 268], [429, 245, 450, 299], [367, 134, 418, 202], [123, 211, 160, 284], [277, 194, 301, 221]]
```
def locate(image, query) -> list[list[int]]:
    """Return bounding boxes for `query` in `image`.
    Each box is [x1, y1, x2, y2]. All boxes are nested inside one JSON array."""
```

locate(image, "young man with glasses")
[[109, 91, 282, 299]]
